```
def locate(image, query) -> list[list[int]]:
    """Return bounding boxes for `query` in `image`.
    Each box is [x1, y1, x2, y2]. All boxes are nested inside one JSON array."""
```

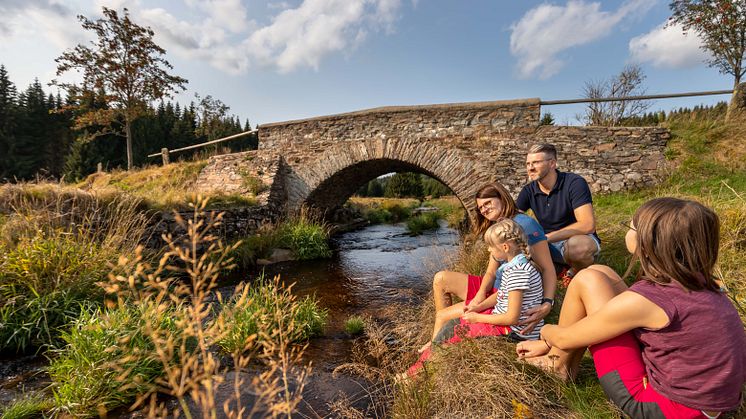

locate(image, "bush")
[[216, 276, 328, 354], [48, 304, 172, 417]]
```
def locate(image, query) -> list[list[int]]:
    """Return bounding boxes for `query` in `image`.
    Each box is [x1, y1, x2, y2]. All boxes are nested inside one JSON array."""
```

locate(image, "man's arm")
[[515, 185, 531, 212], [545, 203, 596, 242]]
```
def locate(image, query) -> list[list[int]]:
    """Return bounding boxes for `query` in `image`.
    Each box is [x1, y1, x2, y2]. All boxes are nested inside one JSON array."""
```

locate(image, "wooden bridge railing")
[[147, 129, 257, 165]]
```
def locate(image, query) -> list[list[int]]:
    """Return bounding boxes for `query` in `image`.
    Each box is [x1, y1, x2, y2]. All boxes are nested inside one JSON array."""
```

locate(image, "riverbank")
[[330, 113, 746, 418]]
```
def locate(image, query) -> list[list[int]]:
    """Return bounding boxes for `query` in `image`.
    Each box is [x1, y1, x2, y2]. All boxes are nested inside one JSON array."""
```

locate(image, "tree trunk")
[[726, 82, 746, 122], [125, 117, 133, 170]]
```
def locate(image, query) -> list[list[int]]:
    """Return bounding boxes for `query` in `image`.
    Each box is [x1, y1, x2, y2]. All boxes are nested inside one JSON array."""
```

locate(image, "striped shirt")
[[491, 256, 544, 340]]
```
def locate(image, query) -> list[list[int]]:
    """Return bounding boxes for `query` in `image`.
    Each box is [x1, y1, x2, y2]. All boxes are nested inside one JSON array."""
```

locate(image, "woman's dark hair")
[[473, 182, 518, 236], [625, 197, 720, 292]]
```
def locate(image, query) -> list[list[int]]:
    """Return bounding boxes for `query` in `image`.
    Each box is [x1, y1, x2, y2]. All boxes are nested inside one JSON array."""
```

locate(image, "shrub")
[[344, 316, 365, 336]]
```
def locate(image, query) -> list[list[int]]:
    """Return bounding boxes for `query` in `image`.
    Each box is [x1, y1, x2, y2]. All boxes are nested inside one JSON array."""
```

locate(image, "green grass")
[[406, 211, 441, 235], [344, 315, 365, 336], [227, 210, 333, 266], [216, 277, 328, 354], [0, 189, 147, 353], [48, 303, 174, 417], [0, 394, 54, 419]]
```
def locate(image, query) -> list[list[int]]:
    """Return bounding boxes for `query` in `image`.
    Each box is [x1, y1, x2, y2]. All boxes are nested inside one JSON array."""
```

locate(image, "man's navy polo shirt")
[[516, 170, 599, 241]]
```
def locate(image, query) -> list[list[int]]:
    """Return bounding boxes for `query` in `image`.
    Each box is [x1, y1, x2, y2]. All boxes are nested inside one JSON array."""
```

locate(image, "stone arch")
[[283, 137, 501, 223]]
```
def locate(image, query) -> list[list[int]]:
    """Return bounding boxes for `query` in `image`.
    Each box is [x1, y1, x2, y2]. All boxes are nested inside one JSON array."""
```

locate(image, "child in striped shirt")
[[409, 218, 544, 375]]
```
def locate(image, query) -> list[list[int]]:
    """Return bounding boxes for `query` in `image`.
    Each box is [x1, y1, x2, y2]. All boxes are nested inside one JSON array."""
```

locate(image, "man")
[[516, 144, 600, 275]]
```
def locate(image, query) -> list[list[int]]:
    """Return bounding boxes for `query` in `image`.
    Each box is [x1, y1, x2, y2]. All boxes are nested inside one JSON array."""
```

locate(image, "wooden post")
[[97, 162, 103, 173], [161, 148, 170, 165]]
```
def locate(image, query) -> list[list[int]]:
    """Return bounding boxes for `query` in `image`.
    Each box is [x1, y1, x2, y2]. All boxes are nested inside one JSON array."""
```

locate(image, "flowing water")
[[226, 221, 461, 416]]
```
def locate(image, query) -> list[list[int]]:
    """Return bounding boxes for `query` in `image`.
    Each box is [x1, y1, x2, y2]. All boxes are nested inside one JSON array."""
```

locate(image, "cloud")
[[510, 0, 655, 79], [138, 0, 403, 75], [0, 0, 75, 44], [629, 22, 709, 68]]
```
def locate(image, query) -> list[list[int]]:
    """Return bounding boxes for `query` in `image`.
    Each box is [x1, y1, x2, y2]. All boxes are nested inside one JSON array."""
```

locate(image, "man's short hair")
[[528, 143, 557, 160]]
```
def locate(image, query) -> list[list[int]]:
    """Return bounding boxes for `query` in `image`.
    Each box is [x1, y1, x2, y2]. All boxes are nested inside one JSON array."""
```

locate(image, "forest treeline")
[[0, 64, 257, 181]]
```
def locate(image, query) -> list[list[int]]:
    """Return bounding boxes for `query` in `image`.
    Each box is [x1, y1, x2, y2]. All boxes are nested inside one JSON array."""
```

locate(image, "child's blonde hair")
[[484, 218, 541, 273]]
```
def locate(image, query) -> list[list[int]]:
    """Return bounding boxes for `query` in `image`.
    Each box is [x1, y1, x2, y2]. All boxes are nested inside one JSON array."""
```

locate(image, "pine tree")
[[0, 65, 18, 180]]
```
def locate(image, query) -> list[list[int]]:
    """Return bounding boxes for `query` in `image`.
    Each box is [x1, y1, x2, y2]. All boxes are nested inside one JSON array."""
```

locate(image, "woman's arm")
[[518, 240, 557, 332], [541, 290, 669, 350], [463, 290, 524, 326]]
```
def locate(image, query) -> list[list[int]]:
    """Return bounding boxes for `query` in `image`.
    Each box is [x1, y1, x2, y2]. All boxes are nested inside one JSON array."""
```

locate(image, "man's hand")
[[518, 302, 552, 335]]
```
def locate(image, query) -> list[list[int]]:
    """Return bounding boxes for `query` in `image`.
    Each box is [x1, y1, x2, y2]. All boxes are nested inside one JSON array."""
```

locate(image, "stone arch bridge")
[[194, 98, 669, 229]]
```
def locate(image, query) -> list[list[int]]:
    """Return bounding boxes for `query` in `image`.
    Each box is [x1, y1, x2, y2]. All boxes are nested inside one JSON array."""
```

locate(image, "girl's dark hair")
[[473, 182, 518, 236], [625, 197, 720, 292]]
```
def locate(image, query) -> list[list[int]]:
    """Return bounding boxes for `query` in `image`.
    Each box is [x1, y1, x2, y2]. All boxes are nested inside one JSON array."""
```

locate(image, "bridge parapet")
[[258, 99, 541, 151]]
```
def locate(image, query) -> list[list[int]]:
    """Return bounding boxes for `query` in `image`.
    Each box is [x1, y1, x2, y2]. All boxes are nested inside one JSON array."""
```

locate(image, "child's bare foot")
[[516, 339, 551, 359], [417, 341, 432, 354], [524, 354, 572, 381]]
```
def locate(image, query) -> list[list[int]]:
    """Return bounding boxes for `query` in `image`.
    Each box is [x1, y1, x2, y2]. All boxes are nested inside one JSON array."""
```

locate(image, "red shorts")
[[590, 332, 712, 418], [407, 275, 509, 376]]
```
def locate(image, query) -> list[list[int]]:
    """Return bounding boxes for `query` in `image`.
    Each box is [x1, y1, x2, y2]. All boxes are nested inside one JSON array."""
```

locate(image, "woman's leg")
[[524, 264, 627, 379], [432, 271, 470, 311]]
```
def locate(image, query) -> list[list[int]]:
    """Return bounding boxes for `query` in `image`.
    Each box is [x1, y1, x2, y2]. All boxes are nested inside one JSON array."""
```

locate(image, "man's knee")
[[564, 235, 598, 264]]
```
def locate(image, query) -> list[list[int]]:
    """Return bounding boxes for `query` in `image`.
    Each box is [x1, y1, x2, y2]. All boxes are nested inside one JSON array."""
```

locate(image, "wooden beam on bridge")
[[540, 89, 733, 105]]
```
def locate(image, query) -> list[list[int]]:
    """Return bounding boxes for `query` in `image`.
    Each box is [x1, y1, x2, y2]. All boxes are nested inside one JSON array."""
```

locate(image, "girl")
[[432, 183, 557, 338], [517, 198, 746, 418], [409, 218, 544, 375]]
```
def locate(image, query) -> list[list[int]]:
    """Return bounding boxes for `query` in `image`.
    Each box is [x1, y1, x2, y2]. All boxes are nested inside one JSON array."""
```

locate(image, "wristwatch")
[[541, 298, 555, 307]]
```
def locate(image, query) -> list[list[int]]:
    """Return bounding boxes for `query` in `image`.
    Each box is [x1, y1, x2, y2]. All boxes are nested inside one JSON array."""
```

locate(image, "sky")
[[0, 0, 735, 127]]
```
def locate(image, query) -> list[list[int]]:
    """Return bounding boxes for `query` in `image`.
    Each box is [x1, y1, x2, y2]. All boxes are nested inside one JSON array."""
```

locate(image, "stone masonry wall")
[[259, 99, 541, 152]]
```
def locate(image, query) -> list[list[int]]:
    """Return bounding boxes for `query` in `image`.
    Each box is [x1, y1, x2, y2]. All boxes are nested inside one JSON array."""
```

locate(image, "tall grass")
[[77, 161, 256, 210], [48, 197, 318, 417], [0, 393, 54, 419], [228, 207, 332, 264], [0, 184, 148, 353]]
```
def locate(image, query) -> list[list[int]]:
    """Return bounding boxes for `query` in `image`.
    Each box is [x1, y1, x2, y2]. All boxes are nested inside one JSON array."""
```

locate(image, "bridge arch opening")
[[303, 158, 463, 214]]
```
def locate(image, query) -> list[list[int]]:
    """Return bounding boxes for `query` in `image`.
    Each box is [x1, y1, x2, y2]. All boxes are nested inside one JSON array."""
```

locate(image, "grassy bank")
[[0, 198, 327, 418], [76, 161, 257, 210], [334, 113, 746, 417], [348, 196, 465, 234]]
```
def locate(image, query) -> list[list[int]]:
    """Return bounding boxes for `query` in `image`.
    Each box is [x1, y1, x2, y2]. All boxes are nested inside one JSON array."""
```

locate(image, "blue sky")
[[0, 0, 734, 127]]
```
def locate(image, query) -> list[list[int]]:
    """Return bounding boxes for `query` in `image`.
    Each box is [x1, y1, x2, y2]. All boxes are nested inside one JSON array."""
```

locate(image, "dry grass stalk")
[[102, 196, 311, 418]]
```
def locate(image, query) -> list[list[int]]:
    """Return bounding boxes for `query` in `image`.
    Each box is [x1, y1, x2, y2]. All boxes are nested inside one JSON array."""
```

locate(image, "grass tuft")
[[344, 315, 366, 336], [0, 393, 54, 419]]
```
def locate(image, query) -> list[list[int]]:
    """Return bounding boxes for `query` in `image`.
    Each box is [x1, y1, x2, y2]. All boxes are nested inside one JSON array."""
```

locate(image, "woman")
[[518, 197, 745, 418], [432, 182, 557, 337]]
